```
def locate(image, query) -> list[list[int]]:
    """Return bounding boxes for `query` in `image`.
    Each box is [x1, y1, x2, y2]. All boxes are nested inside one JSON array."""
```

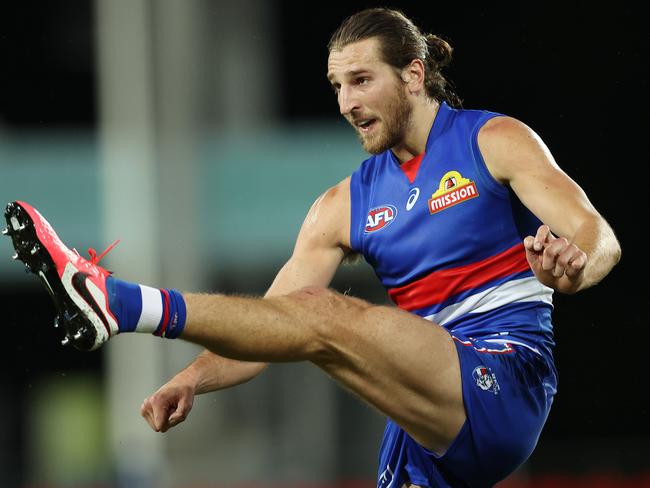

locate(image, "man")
[[5, 8, 620, 487]]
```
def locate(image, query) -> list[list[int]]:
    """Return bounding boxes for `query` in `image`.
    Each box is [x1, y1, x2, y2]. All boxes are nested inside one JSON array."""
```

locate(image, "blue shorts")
[[376, 333, 557, 488]]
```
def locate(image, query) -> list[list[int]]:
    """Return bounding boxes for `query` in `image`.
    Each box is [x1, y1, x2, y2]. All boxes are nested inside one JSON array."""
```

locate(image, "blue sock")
[[106, 276, 187, 338]]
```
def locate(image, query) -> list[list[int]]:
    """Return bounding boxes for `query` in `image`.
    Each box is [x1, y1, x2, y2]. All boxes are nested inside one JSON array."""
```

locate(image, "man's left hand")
[[523, 225, 587, 293]]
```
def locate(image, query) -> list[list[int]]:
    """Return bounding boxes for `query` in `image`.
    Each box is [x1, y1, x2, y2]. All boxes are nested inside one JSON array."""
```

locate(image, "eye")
[[331, 83, 340, 95], [357, 77, 370, 85]]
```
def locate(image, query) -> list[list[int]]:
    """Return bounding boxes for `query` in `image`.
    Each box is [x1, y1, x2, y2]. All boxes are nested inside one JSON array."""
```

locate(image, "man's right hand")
[[141, 378, 196, 433], [139, 352, 269, 432]]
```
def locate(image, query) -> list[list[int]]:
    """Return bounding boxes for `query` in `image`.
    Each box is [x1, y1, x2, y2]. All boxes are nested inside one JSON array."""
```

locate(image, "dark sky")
[[3, 3, 647, 127], [0, 1, 95, 127]]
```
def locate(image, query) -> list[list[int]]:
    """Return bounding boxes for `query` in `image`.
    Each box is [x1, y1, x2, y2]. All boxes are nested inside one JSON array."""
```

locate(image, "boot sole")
[[4, 202, 98, 351]]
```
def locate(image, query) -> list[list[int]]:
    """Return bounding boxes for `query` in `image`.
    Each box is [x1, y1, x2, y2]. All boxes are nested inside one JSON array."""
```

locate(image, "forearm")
[[173, 349, 267, 394], [562, 217, 621, 293]]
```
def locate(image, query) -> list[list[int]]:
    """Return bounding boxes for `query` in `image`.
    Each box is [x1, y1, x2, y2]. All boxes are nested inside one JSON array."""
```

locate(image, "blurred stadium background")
[[0, 1, 647, 487]]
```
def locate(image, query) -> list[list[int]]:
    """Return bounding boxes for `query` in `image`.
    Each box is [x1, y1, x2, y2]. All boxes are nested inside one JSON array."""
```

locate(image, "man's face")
[[327, 38, 412, 154]]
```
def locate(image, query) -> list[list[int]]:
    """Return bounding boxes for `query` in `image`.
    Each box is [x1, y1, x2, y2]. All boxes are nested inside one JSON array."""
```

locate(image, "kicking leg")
[[181, 287, 464, 454], [4, 201, 463, 453]]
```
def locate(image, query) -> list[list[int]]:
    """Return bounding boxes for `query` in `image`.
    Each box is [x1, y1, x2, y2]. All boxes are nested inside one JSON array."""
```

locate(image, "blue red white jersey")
[[349, 102, 555, 355]]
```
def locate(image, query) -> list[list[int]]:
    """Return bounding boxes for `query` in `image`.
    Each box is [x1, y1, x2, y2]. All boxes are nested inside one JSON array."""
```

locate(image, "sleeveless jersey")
[[349, 102, 555, 355]]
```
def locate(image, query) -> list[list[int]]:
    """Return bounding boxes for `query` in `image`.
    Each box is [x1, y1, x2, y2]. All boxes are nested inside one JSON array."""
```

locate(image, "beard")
[[356, 86, 413, 155]]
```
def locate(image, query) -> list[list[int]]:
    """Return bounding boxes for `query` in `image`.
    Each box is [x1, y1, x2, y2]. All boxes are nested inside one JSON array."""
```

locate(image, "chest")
[[359, 153, 509, 282]]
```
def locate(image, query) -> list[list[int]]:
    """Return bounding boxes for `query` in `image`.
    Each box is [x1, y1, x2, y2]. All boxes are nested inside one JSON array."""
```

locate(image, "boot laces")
[[87, 239, 121, 265]]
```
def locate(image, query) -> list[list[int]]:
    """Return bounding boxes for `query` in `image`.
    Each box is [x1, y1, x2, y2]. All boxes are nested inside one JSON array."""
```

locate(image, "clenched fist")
[[141, 378, 196, 433], [523, 224, 587, 294]]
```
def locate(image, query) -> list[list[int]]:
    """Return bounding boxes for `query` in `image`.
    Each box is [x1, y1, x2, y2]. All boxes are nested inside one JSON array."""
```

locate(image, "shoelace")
[[87, 239, 121, 265]]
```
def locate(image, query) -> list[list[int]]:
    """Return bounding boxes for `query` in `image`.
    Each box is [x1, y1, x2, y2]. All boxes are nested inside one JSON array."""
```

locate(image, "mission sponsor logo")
[[365, 205, 397, 233], [428, 170, 479, 214]]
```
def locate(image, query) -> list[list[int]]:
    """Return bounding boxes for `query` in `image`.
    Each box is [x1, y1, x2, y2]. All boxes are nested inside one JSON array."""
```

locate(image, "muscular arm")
[[144, 177, 352, 427], [479, 117, 621, 293], [173, 180, 351, 393]]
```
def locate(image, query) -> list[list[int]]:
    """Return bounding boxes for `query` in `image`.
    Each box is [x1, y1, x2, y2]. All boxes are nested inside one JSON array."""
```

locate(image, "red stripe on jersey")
[[452, 336, 515, 354], [400, 153, 424, 184], [388, 243, 530, 311]]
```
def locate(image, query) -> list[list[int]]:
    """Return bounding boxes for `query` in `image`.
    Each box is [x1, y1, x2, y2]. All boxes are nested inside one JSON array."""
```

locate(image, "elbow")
[[607, 228, 622, 268], [613, 240, 622, 266], [599, 217, 622, 269], [574, 225, 621, 293]]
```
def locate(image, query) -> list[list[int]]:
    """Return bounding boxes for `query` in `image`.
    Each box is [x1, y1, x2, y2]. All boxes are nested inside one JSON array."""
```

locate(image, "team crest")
[[472, 365, 500, 395], [428, 170, 479, 214], [365, 205, 397, 233]]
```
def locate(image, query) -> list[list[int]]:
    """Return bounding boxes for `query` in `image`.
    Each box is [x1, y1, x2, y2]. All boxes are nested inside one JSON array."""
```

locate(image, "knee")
[[287, 286, 333, 302], [287, 286, 369, 318], [285, 286, 371, 352]]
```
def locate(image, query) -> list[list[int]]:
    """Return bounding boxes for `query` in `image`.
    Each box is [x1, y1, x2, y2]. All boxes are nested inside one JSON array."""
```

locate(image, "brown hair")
[[328, 8, 461, 107]]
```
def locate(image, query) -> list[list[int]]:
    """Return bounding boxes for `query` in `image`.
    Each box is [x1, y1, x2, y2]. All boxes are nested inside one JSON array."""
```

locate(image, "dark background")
[[1, 1, 648, 484]]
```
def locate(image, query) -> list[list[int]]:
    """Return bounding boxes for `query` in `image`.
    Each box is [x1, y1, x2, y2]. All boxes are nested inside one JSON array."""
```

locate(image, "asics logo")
[[406, 187, 420, 211]]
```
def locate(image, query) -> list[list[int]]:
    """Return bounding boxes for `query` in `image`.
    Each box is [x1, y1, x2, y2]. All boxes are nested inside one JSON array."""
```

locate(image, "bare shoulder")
[[309, 176, 351, 221], [321, 176, 351, 206], [298, 176, 351, 251], [478, 115, 540, 145], [477, 115, 558, 184]]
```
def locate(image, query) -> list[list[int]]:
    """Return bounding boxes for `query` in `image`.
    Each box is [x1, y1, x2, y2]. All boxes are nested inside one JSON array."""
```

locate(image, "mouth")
[[354, 118, 378, 134]]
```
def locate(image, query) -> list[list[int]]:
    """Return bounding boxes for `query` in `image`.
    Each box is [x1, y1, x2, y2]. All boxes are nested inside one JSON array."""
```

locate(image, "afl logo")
[[365, 205, 397, 233]]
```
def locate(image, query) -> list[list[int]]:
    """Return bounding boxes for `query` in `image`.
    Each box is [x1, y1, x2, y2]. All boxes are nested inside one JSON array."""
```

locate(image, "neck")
[[392, 99, 440, 164]]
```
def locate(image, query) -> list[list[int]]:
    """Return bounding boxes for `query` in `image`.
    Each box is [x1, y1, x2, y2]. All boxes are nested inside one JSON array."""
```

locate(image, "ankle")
[[106, 277, 187, 338]]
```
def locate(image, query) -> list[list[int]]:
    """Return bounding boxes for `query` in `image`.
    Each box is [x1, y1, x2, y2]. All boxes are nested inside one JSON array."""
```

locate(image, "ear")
[[400, 59, 426, 94]]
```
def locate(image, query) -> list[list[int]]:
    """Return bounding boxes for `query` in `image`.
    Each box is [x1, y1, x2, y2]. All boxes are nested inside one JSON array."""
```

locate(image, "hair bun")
[[425, 34, 453, 68]]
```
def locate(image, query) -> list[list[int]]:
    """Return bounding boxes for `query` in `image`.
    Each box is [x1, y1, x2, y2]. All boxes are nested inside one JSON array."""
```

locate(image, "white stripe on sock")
[[135, 285, 163, 333]]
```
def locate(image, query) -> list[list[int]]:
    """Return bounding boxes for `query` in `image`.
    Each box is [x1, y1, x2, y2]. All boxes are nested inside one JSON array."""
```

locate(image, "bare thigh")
[[288, 287, 465, 454]]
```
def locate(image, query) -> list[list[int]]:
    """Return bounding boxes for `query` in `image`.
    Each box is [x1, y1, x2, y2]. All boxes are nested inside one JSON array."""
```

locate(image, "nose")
[[338, 85, 360, 116]]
